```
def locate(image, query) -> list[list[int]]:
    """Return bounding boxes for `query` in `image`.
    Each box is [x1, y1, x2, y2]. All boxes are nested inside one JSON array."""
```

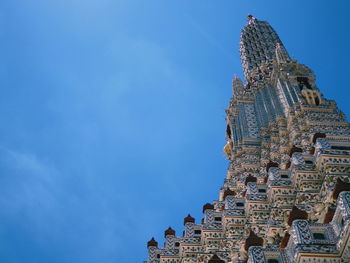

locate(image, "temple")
[[144, 15, 350, 263]]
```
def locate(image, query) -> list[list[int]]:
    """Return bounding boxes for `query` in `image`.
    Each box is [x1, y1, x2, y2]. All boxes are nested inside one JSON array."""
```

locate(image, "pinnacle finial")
[[247, 14, 256, 25], [164, 227, 176, 237], [184, 214, 195, 225], [147, 237, 158, 248]]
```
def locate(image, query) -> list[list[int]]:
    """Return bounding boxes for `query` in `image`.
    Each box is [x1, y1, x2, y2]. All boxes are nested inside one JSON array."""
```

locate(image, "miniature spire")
[[184, 214, 196, 238], [232, 76, 244, 97], [203, 203, 215, 225], [147, 237, 158, 248], [202, 203, 214, 213], [164, 227, 176, 237], [183, 214, 195, 225], [275, 42, 291, 64], [147, 237, 158, 262], [164, 227, 176, 250]]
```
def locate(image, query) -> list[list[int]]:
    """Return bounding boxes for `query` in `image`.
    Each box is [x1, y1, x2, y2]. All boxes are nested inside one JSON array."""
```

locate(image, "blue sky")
[[1, 0, 350, 262]]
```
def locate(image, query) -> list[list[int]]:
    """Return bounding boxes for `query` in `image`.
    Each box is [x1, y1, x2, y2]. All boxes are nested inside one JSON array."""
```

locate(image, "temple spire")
[[240, 17, 285, 80]]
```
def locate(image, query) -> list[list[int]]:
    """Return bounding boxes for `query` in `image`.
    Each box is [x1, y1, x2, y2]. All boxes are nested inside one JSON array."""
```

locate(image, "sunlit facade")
[[145, 16, 350, 263]]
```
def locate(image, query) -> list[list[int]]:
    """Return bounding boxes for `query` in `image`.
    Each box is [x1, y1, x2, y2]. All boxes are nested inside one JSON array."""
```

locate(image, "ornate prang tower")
[[144, 15, 350, 263]]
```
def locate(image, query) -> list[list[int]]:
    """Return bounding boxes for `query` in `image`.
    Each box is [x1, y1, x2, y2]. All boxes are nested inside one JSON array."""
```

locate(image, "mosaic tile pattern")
[[144, 16, 350, 263]]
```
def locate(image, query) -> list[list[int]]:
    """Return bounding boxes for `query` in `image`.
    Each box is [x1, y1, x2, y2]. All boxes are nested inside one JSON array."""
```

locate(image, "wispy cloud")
[[0, 145, 169, 262], [183, 12, 232, 57], [0, 148, 58, 215]]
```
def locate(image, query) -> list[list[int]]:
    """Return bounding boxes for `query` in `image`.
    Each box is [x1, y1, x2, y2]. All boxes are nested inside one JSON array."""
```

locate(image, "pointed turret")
[[164, 227, 175, 237], [232, 75, 245, 97], [146, 237, 158, 262], [275, 42, 291, 64], [147, 237, 158, 248], [183, 214, 195, 225]]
